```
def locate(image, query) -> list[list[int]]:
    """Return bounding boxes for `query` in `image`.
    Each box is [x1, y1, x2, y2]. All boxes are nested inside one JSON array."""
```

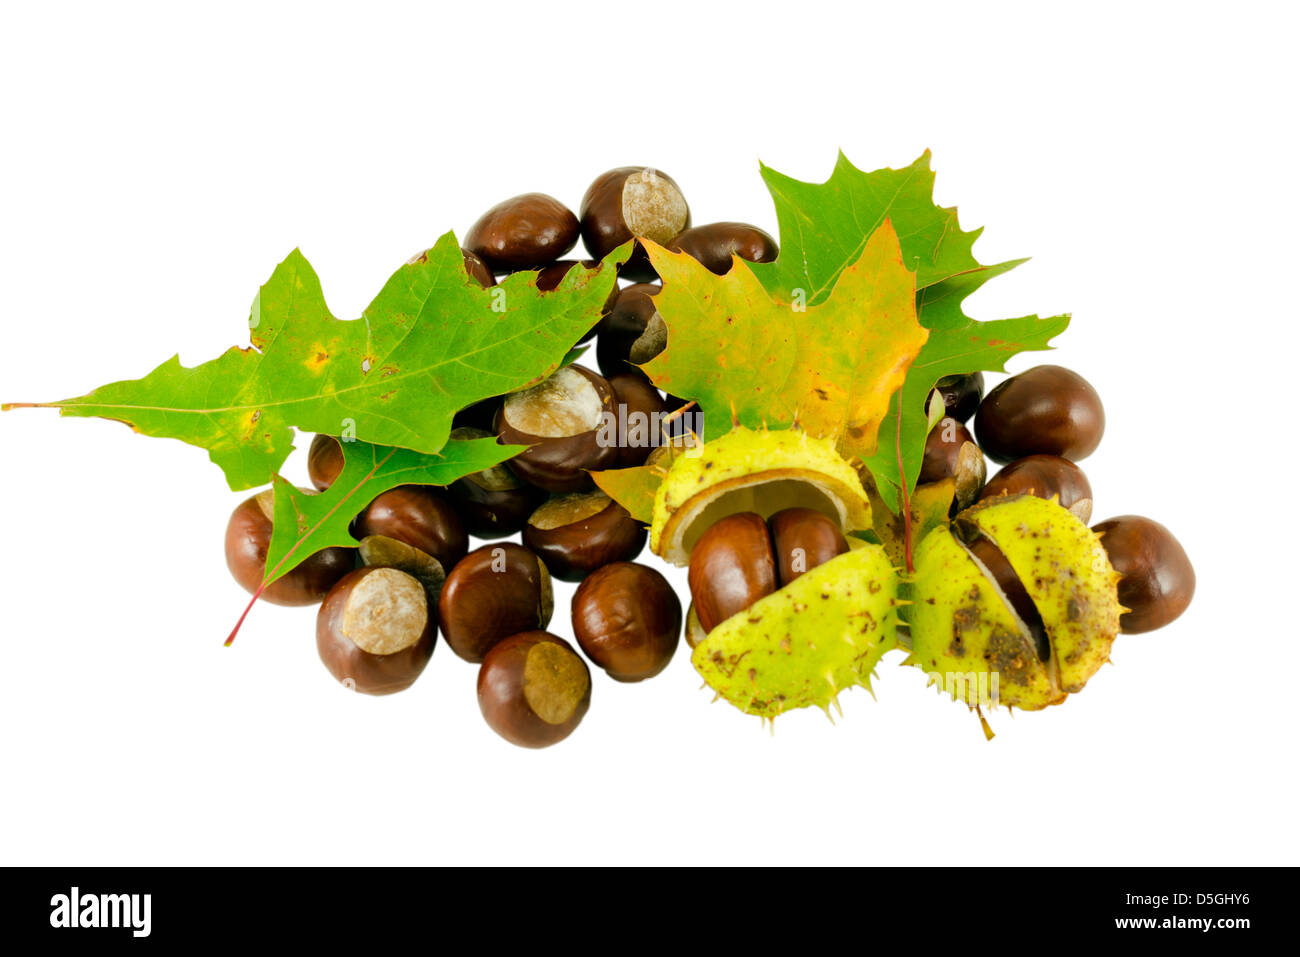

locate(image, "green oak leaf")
[[264, 436, 520, 587], [6, 234, 626, 491], [749, 150, 1024, 305], [862, 312, 1071, 514]]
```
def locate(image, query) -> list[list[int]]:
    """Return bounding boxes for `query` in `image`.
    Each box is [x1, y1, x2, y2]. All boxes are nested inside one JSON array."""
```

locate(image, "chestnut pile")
[[223, 165, 776, 748]]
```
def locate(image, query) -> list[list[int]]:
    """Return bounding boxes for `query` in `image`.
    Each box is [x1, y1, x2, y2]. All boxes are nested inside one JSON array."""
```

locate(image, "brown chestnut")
[[580, 167, 690, 281], [438, 543, 554, 663], [445, 427, 547, 539], [978, 454, 1094, 522], [918, 416, 987, 511], [687, 512, 776, 634], [307, 434, 345, 491], [930, 372, 985, 423], [316, 567, 437, 695], [407, 246, 497, 288], [352, 485, 468, 572], [477, 631, 591, 749], [572, 562, 681, 682], [595, 283, 662, 381], [452, 395, 503, 433], [975, 365, 1105, 463], [495, 365, 618, 492], [667, 222, 778, 275], [1091, 516, 1195, 634], [768, 507, 848, 587], [225, 489, 355, 606], [464, 193, 579, 273], [607, 372, 668, 468], [522, 490, 647, 582]]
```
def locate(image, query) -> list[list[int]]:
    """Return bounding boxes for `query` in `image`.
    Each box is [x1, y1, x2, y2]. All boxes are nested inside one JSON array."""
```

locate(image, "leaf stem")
[[895, 391, 915, 574]]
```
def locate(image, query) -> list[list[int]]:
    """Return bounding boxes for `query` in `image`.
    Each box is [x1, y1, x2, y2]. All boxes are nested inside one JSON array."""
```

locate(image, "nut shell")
[[477, 631, 591, 748], [316, 567, 436, 695], [465, 193, 579, 273], [572, 562, 682, 681], [438, 543, 554, 663]]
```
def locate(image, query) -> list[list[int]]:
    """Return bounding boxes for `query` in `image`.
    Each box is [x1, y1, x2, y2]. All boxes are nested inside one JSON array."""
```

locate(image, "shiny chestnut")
[[523, 490, 647, 582], [975, 365, 1105, 463], [464, 193, 579, 273], [930, 372, 985, 423], [495, 365, 618, 492], [595, 283, 662, 381], [1092, 516, 1195, 634], [316, 567, 437, 694], [307, 434, 345, 491], [918, 416, 987, 511], [607, 372, 667, 468], [477, 631, 591, 749], [352, 485, 468, 572], [668, 222, 778, 275], [225, 489, 355, 606], [446, 427, 546, 539], [687, 512, 776, 634], [580, 166, 690, 281], [572, 562, 681, 682], [978, 454, 1094, 522], [768, 507, 848, 587], [438, 543, 554, 663]]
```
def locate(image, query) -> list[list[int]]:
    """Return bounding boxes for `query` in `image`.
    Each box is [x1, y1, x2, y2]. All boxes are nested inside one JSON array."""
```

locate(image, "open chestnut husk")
[[477, 631, 591, 749], [225, 489, 355, 606], [978, 454, 1093, 522], [464, 193, 579, 273], [523, 490, 647, 582], [495, 365, 618, 492], [1092, 515, 1195, 634], [667, 222, 777, 275], [446, 427, 546, 539], [316, 567, 437, 695], [352, 485, 468, 572], [975, 365, 1105, 463], [438, 543, 554, 663], [580, 166, 690, 281], [572, 562, 681, 682]]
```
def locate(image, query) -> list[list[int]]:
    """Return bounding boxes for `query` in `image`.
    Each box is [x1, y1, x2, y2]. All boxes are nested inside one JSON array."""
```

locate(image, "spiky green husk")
[[905, 495, 1122, 711], [691, 540, 900, 719], [650, 425, 872, 566]]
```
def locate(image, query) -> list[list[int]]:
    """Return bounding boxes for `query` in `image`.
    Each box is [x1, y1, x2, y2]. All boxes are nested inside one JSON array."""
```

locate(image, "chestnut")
[[522, 490, 647, 582], [316, 567, 437, 695], [607, 372, 667, 468], [1091, 516, 1195, 634], [445, 427, 547, 539], [407, 246, 497, 288], [477, 631, 591, 749], [495, 365, 618, 492], [356, 534, 447, 601], [307, 434, 345, 491], [225, 489, 355, 606], [452, 395, 503, 433], [768, 507, 848, 587], [572, 562, 681, 682], [667, 222, 778, 275], [687, 512, 776, 634], [438, 543, 554, 663], [918, 416, 987, 511], [595, 283, 661, 380], [464, 193, 579, 273], [352, 485, 468, 572], [978, 454, 1094, 522], [580, 167, 690, 281], [931, 372, 984, 423], [974, 365, 1105, 463]]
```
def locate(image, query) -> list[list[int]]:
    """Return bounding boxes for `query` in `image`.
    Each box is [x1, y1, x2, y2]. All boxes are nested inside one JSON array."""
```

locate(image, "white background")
[[1, 1, 1296, 866]]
